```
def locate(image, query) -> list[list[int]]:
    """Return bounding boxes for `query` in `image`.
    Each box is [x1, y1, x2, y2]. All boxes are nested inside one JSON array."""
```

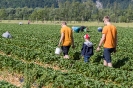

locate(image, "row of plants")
[[0, 81, 18, 88], [0, 55, 130, 88], [0, 24, 133, 87], [0, 42, 133, 86], [0, 47, 133, 87], [0, 24, 133, 69]]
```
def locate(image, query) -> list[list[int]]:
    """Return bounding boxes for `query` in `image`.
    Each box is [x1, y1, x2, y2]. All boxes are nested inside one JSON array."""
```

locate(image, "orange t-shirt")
[[61, 26, 73, 46], [102, 25, 117, 48]]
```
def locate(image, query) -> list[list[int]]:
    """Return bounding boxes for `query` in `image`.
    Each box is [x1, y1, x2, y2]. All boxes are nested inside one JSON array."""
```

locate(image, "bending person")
[[79, 26, 88, 32], [72, 26, 80, 33], [2, 31, 12, 38]]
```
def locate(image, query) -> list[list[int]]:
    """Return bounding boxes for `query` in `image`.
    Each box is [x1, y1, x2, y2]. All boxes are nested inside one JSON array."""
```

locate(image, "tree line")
[[0, 1, 133, 23], [0, 0, 131, 9]]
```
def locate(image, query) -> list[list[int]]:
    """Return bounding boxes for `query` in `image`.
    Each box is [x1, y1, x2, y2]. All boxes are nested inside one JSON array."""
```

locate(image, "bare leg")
[[103, 60, 108, 66], [64, 55, 69, 59], [108, 63, 112, 67]]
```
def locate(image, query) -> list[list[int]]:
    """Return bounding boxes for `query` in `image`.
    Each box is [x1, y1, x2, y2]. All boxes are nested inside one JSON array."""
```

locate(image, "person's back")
[[102, 25, 117, 48], [61, 26, 72, 46], [81, 34, 93, 62], [58, 21, 74, 59], [72, 26, 80, 33], [81, 41, 93, 56], [96, 16, 117, 67]]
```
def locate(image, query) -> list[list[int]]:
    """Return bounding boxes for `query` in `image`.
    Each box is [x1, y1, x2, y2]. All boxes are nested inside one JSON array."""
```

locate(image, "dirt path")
[[0, 51, 67, 72], [0, 51, 67, 87], [0, 70, 23, 87]]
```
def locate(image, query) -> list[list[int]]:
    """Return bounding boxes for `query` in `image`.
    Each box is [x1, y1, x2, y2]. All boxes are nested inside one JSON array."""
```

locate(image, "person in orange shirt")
[[58, 21, 75, 59], [96, 16, 117, 67]]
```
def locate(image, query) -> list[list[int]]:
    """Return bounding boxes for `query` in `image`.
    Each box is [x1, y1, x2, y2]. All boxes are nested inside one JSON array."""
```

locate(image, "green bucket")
[[84, 28, 87, 32]]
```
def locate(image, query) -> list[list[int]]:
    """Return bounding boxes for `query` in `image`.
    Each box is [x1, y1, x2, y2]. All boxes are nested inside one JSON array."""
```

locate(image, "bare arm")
[[96, 34, 105, 51], [99, 34, 105, 47], [115, 34, 117, 47], [58, 33, 64, 46], [71, 33, 75, 48], [114, 34, 117, 53], [71, 33, 74, 46]]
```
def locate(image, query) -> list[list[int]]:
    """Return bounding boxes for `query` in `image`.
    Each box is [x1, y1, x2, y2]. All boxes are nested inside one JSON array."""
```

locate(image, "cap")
[[97, 27, 102, 32], [84, 34, 90, 39]]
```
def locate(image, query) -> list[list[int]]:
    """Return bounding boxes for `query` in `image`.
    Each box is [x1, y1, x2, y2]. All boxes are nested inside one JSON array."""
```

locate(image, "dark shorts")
[[80, 26, 86, 32], [61, 46, 71, 56], [103, 48, 115, 63]]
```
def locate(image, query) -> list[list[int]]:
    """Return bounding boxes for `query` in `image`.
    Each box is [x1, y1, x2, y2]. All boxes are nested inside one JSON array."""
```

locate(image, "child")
[[81, 34, 93, 62]]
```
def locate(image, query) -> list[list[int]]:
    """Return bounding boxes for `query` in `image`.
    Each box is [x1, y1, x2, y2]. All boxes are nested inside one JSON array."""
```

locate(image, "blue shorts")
[[103, 48, 115, 63]]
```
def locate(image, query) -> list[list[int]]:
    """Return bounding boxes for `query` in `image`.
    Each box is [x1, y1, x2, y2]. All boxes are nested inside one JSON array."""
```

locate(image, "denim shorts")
[[103, 48, 115, 63]]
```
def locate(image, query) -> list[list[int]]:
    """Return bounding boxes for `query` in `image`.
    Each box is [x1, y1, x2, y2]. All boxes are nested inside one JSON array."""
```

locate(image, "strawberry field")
[[0, 23, 133, 88]]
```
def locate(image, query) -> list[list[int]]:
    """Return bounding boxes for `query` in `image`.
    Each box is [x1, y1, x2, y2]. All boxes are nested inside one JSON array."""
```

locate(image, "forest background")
[[0, 0, 133, 23]]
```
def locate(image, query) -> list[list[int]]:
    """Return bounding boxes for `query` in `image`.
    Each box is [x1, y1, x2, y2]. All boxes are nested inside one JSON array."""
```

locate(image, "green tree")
[[126, 3, 133, 22], [6, 8, 15, 20], [0, 9, 7, 20]]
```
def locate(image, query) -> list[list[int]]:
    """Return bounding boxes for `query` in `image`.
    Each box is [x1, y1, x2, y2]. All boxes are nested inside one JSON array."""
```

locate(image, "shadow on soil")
[[73, 52, 81, 60], [113, 57, 129, 68], [93, 54, 103, 63]]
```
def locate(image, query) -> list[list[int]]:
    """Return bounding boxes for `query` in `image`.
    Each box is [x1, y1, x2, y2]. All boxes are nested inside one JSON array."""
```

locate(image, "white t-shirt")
[[2, 32, 12, 38]]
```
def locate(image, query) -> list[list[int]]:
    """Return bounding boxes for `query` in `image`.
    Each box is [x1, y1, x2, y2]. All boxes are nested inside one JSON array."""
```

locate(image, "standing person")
[[58, 21, 75, 59], [28, 20, 30, 24], [81, 34, 93, 62], [96, 16, 117, 67]]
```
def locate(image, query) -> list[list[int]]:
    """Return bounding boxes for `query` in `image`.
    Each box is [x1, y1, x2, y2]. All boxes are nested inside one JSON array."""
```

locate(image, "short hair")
[[61, 21, 67, 25], [103, 16, 110, 22]]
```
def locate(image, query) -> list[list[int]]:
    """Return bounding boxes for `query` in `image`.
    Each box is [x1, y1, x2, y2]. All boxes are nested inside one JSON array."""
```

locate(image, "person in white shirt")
[[2, 31, 12, 38]]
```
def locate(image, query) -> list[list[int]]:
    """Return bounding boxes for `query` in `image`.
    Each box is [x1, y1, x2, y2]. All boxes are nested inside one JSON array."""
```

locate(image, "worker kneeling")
[[72, 26, 88, 33], [72, 26, 80, 33], [2, 31, 12, 38]]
